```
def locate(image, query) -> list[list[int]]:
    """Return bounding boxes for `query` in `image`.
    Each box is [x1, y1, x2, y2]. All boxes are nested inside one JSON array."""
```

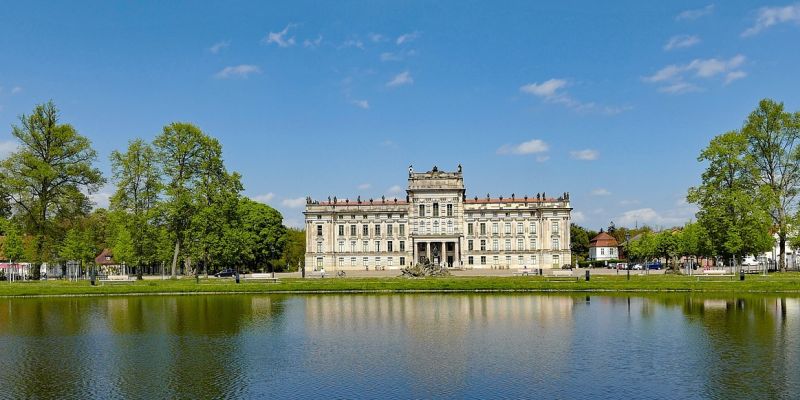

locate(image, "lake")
[[0, 294, 798, 399]]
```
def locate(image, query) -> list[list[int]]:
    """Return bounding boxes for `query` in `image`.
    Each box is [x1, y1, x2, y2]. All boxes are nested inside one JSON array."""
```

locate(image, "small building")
[[95, 248, 128, 275], [589, 231, 619, 261]]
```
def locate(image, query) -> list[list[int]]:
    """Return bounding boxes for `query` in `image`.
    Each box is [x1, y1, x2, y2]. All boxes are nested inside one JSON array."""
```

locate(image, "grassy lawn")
[[1, 273, 800, 297]]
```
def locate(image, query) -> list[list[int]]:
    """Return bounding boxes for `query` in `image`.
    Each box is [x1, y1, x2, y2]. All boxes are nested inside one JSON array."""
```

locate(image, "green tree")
[[628, 231, 657, 263], [154, 122, 206, 278], [688, 130, 774, 266], [570, 224, 591, 262], [741, 99, 800, 272], [60, 228, 94, 275], [278, 228, 306, 272], [238, 198, 287, 272], [0, 102, 103, 277], [655, 230, 680, 270], [112, 226, 134, 268], [2, 223, 24, 263], [110, 139, 161, 278]]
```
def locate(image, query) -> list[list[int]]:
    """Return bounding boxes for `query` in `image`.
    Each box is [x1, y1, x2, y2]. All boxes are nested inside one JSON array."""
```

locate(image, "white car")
[[631, 264, 643, 270], [741, 256, 759, 267]]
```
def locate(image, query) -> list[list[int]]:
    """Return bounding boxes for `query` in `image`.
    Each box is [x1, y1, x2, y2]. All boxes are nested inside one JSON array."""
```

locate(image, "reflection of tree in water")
[[0, 295, 291, 399], [657, 295, 796, 399]]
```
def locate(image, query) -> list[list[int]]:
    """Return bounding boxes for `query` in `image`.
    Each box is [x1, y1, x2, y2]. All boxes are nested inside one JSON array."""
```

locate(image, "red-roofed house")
[[589, 231, 619, 261]]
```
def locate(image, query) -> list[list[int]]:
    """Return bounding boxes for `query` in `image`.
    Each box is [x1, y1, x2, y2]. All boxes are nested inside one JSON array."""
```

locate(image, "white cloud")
[[252, 193, 276, 204], [214, 65, 261, 79], [352, 99, 369, 109], [386, 71, 413, 87], [676, 5, 714, 21], [0, 140, 19, 158], [742, 4, 800, 37], [10, 86, 22, 95], [208, 40, 230, 54], [591, 188, 611, 196], [368, 33, 385, 42], [341, 39, 365, 49], [572, 211, 586, 223], [282, 197, 307, 208], [536, 155, 550, 163], [263, 25, 296, 47], [497, 139, 549, 155], [570, 149, 600, 160], [644, 55, 746, 94], [89, 192, 111, 209], [396, 31, 420, 45], [658, 82, 703, 94], [616, 207, 695, 228], [387, 185, 404, 195], [664, 34, 700, 51], [303, 35, 323, 48], [357, 183, 371, 190], [519, 79, 628, 115], [725, 70, 747, 84]]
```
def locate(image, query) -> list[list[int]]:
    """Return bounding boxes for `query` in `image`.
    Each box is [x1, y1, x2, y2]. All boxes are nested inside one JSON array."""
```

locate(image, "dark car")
[[214, 269, 237, 278], [646, 262, 663, 270]]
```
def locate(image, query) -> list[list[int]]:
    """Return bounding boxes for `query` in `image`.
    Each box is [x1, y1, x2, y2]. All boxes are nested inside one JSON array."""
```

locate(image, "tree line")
[[0, 101, 304, 279], [573, 99, 800, 271]]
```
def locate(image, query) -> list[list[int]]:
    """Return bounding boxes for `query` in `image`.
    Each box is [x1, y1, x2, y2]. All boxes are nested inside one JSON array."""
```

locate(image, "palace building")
[[304, 165, 572, 271]]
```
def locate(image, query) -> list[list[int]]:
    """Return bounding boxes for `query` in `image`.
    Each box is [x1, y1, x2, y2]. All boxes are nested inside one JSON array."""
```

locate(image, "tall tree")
[[59, 228, 94, 273], [2, 223, 24, 263], [688, 130, 774, 265], [153, 123, 206, 278], [569, 224, 591, 262], [110, 139, 161, 279], [0, 102, 103, 277], [238, 198, 287, 272], [741, 99, 800, 272], [278, 228, 306, 272]]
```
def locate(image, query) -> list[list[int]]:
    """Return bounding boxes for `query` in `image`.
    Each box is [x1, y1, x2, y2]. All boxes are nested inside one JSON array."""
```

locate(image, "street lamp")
[[626, 233, 631, 281]]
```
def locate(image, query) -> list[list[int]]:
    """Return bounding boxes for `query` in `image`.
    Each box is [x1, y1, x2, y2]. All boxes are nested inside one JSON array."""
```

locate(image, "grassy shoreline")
[[2, 273, 800, 297]]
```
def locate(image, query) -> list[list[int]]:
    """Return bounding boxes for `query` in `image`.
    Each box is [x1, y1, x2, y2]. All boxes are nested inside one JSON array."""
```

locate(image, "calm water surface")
[[0, 294, 798, 399]]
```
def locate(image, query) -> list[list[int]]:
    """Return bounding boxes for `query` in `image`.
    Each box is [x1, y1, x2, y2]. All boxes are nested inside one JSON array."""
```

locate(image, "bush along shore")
[[1, 273, 800, 297]]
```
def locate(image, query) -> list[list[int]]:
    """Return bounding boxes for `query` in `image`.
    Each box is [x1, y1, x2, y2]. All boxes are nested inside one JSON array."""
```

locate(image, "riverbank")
[[2, 273, 800, 297]]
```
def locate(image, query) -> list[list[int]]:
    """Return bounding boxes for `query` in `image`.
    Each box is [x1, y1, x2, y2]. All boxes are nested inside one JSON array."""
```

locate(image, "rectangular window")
[[433, 203, 439, 217], [375, 257, 381, 266], [388, 257, 394, 266], [505, 255, 511, 265], [375, 224, 381, 236], [363, 241, 369, 252], [480, 223, 486, 235], [552, 254, 560, 267], [492, 239, 499, 251], [480, 240, 486, 251], [493, 255, 499, 265], [531, 255, 537, 265], [387, 224, 393, 236], [446, 204, 453, 217], [518, 255, 524, 265], [351, 241, 356, 252], [468, 240, 474, 251], [338, 225, 344, 236], [530, 238, 537, 250], [350, 225, 356, 236], [387, 241, 393, 252], [505, 239, 511, 251], [399, 241, 405, 252], [338, 241, 344, 252], [552, 238, 560, 250], [363, 257, 369, 266], [480, 256, 486, 265], [551, 221, 560, 234], [601, 248, 605, 255], [517, 238, 524, 251], [504, 223, 511, 235], [363, 225, 369, 236], [468, 223, 474, 235], [316, 257, 323, 268], [468, 256, 474, 265], [375, 241, 381, 252], [447, 220, 453, 233], [492, 223, 498, 234], [338, 257, 344, 265], [517, 222, 524, 234], [351, 257, 356, 266], [419, 204, 425, 216], [317, 225, 323, 236], [530, 223, 537, 235], [400, 257, 405, 266], [399, 224, 405, 236], [316, 243, 322, 253]]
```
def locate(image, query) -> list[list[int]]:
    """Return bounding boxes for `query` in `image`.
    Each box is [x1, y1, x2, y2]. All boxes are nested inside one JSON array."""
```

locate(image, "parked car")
[[741, 256, 759, 267], [646, 262, 663, 270], [214, 269, 237, 278], [631, 264, 643, 270]]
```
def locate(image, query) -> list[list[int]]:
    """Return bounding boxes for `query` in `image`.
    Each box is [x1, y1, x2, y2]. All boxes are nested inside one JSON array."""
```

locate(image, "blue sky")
[[1, 1, 800, 229]]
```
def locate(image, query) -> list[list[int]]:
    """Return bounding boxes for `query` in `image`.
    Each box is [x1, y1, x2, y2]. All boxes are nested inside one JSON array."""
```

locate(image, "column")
[[455, 239, 460, 267], [441, 241, 446, 266], [426, 242, 431, 263]]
